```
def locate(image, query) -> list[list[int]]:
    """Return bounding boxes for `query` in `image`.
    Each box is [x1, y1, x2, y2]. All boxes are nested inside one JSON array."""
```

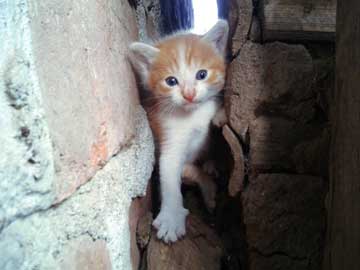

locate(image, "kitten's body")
[[130, 20, 228, 243]]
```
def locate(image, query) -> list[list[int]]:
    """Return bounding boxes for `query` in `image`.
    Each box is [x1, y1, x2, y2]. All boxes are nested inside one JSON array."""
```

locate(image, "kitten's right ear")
[[129, 42, 159, 80], [202, 19, 229, 56]]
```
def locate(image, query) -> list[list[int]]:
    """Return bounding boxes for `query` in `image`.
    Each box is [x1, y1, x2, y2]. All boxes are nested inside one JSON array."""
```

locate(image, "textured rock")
[[224, 38, 332, 270], [61, 237, 112, 270], [147, 215, 223, 270], [0, 0, 55, 231], [129, 185, 152, 270], [0, 0, 148, 233], [242, 174, 326, 270], [249, 116, 324, 172], [135, 0, 162, 41], [1, 1, 156, 269], [0, 107, 154, 270], [28, 0, 140, 201], [226, 41, 314, 135], [231, 0, 252, 54], [222, 124, 245, 196], [225, 41, 320, 172], [292, 127, 330, 176]]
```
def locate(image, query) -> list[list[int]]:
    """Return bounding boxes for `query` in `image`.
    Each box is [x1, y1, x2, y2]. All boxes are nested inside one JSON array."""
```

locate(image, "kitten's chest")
[[168, 101, 217, 131], [163, 100, 218, 149]]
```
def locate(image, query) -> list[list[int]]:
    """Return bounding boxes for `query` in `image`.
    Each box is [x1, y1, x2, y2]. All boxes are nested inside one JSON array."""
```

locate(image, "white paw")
[[153, 206, 189, 243]]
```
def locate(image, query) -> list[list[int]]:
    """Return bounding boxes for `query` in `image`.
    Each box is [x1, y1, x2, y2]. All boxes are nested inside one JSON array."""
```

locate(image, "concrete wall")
[[0, 0, 154, 269]]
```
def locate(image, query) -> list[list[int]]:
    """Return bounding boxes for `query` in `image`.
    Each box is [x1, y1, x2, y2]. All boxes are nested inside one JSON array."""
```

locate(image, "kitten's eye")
[[196, 69, 208, 80], [165, 76, 178, 87]]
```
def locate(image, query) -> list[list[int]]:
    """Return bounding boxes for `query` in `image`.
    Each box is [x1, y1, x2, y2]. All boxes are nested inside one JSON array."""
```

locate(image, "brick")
[[28, 0, 140, 200]]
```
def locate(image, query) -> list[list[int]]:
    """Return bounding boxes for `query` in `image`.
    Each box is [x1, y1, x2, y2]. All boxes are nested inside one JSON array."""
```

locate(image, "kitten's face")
[[148, 35, 225, 109], [130, 20, 228, 111]]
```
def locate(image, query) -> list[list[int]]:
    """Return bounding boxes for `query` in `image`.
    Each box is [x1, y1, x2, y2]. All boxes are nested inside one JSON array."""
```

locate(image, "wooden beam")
[[325, 0, 360, 269], [261, 0, 336, 41]]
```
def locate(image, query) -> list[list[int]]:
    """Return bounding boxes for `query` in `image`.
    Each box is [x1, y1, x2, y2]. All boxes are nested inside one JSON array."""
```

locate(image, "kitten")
[[129, 20, 228, 243]]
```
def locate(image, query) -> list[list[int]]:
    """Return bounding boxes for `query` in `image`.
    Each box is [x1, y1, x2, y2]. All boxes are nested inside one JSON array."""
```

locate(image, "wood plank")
[[261, 0, 336, 41], [324, 0, 360, 269]]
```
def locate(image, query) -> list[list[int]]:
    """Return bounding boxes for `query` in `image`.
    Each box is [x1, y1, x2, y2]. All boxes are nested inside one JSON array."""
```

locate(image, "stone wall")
[[222, 0, 335, 269], [0, 0, 154, 269], [0, 0, 336, 269]]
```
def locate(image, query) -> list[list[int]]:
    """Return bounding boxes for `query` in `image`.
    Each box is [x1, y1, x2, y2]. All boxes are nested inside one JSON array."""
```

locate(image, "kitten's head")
[[129, 20, 228, 110]]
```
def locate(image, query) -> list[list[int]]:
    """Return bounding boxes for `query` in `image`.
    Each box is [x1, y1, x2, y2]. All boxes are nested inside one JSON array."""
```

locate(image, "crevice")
[[250, 247, 308, 262], [247, 0, 263, 43]]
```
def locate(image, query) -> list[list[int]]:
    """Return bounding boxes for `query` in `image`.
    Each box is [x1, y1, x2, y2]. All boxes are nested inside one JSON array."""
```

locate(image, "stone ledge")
[[0, 106, 154, 270]]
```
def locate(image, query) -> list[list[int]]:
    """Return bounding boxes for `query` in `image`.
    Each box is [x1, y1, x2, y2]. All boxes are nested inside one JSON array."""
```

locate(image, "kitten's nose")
[[182, 91, 195, 102]]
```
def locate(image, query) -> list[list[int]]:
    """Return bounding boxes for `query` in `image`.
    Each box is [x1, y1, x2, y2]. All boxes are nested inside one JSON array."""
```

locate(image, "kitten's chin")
[[182, 102, 200, 111]]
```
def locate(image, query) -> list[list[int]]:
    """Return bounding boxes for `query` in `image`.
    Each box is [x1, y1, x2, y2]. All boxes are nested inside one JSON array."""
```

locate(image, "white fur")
[[153, 99, 219, 242], [129, 42, 159, 82], [202, 19, 229, 55], [129, 19, 229, 243], [152, 40, 223, 242]]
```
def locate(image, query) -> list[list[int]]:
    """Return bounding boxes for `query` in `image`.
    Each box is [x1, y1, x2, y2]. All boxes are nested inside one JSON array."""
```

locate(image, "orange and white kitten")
[[130, 20, 228, 243]]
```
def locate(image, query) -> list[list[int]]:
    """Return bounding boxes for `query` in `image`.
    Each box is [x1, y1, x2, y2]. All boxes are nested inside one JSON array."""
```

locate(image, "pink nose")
[[182, 92, 195, 102]]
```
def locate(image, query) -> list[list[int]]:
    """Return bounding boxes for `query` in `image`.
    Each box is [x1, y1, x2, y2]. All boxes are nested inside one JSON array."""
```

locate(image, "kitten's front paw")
[[153, 206, 189, 243]]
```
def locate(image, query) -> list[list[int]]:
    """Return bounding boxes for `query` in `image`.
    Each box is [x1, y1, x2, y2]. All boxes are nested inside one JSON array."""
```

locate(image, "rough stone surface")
[[242, 174, 326, 270], [147, 215, 223, 270], [61, 237, 112, 270], [222, 124, 245, 196], [224, 36, 332, 270], [292, 127, 330, 177], [129, 184, 152, 270], [1, 1, 156, 269], [226, 41, 314, 136], [225, 41, 325, 173], [0, 0, 55, 231], [231, 0, 252, 54], [0, 107, 154, 270], [135, 0, 162, 41], [28, 0, 140, 201]]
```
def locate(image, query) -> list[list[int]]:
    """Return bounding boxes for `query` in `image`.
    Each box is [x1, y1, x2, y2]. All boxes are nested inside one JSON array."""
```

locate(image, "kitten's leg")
[[212, 107, 227, 127], [153, 143, 189, 243], [202, 159, 219, 178], [182, 164, 217, 211]]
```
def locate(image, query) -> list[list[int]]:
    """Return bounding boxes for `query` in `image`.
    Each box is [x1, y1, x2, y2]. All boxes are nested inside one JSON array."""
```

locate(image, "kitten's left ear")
[[129, 42, 160, 81], [202, 19, 229, 56]]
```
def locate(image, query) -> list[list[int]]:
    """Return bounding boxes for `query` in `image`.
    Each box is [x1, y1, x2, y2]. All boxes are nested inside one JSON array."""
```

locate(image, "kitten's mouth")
[[182, 102, 200, 111]]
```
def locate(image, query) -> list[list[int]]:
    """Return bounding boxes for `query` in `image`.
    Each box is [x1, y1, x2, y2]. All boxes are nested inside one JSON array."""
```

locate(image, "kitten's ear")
[[202, 19, 229, 56], [129, 42, 160, 79]]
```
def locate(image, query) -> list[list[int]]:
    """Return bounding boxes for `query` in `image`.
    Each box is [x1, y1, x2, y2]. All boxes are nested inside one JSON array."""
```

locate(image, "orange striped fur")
[[129, 20, 229, 243]]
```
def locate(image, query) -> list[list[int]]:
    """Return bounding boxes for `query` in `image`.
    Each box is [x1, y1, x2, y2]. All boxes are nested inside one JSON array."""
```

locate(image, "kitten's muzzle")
[[181, 89, 196, 103]]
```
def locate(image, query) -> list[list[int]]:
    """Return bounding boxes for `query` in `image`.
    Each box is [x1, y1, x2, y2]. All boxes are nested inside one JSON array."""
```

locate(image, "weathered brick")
[[28, 0, 140, 200], [61, 237, 112, 270]]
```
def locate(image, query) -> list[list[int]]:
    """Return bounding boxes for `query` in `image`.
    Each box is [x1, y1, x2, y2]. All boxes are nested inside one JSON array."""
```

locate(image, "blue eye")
[[196, 69, 207, 80], [165, 76, 178, 87]]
